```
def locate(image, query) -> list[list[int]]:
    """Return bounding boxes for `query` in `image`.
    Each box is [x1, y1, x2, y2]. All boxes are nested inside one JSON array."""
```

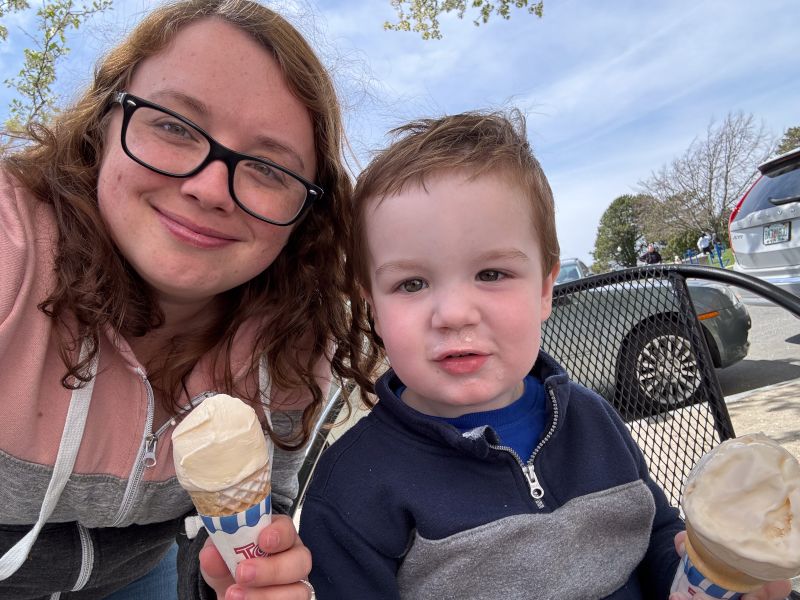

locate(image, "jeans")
[[104, 542, 178, 600]]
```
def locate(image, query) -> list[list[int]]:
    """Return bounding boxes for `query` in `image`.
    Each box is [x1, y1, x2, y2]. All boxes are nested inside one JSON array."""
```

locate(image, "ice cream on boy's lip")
[[671, 433, 800, 597], [172, 394, 273, 574]]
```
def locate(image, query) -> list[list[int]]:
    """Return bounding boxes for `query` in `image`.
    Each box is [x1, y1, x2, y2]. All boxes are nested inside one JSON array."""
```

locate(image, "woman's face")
[[98, 18, 316, 313]]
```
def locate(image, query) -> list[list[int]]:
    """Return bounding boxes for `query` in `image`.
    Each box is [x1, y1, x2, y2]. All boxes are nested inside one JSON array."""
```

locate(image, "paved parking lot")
[[722, 379, 800, 594], [725, 379, 800, 459]]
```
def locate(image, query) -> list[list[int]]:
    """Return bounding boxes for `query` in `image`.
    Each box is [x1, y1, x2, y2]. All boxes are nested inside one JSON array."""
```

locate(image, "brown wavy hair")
[[4, 0, 379, 449], [348, 110, 560, 386]]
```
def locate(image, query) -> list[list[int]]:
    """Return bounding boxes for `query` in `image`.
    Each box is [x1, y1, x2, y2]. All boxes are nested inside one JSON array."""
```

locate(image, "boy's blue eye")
[[399, 279, 426, 293], [477, 270, 504, 282]]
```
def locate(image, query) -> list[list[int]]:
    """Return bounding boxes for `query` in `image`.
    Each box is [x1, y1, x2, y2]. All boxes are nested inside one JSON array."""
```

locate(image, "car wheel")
[[616, 318, 702, 418]]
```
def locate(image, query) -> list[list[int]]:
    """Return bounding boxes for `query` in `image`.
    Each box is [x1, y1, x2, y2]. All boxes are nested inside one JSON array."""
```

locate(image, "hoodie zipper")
[[489, 383, 560, 509], [111, 370, 213, 526], [69, 523, 94, 591]]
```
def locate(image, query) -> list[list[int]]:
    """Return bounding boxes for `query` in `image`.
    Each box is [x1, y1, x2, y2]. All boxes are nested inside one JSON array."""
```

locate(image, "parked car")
[[729, 146, 800, 296], [544, 260, 751, 417], [556, 257, 592, 284]]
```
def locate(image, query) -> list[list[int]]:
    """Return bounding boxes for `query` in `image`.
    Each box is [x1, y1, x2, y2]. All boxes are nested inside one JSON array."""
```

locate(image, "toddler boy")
[[299, 111, 783, 600]]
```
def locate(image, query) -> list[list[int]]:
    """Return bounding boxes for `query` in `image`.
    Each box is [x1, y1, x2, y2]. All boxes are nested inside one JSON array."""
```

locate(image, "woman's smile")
[[155, 206, 240, 249]]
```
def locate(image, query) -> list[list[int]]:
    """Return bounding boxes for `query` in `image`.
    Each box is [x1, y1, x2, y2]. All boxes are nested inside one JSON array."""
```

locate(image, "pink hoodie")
[[0, 168, 325, 528]]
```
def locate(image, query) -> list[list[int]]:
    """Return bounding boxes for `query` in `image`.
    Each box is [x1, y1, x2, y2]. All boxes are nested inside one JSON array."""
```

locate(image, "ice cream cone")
[[671, 433, 800, 599], [685, 522, 765, 593], [189, 462, 272, 517], [172, 394, 275, 575]]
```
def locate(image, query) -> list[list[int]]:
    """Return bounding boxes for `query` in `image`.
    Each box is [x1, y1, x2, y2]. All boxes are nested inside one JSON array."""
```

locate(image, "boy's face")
[[364, 171, 558, 418]]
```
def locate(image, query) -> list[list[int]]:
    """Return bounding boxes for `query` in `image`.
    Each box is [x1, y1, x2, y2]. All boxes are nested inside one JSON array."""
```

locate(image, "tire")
[[616, 318, 702, 419]]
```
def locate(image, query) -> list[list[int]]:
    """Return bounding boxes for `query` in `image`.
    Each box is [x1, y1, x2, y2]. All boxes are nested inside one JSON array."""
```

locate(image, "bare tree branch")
[[638, 111, 774, 242]]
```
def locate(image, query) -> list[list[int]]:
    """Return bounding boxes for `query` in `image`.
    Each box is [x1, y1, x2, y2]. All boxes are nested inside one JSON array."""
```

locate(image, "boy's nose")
[[430, 287, 481, 331], [179, 160, 236, 214]]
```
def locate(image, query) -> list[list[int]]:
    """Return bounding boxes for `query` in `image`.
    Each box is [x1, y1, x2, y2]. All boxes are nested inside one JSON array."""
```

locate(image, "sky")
[[1, 0, 798, 264]]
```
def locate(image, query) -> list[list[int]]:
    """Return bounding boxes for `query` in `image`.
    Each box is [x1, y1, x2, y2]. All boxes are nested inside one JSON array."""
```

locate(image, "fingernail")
[[237, 564, 256, 583], [678, 542, 686, 556], [226, 589, 245, 600], [265, 531, 279, 550]]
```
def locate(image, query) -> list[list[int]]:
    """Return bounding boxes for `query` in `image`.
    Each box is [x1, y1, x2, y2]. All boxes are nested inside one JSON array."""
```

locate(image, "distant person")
[[640, 243, 662, 265], [697, 232, 712, 255], [298, 111, 791, 599]]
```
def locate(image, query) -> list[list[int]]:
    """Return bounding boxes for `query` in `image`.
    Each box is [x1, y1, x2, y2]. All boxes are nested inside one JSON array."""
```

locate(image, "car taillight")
[[728, 176, 761, 254]]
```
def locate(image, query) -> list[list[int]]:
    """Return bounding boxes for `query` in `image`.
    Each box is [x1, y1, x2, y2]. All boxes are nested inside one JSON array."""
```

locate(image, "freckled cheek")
[[250, 229, 294, 271], [95, 173, 115, 224], [97, 155, 128, 208]]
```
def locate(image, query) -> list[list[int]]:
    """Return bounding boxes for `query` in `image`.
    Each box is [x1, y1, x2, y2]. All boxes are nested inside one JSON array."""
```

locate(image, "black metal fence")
[[542, 266, 738, 508]]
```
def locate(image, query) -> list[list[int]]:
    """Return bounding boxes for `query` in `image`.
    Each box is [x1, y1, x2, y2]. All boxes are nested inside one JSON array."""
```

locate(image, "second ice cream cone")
[[685, 523, 765, 593]]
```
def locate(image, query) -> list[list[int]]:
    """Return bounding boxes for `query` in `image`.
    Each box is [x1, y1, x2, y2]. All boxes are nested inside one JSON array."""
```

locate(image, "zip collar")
[[373, 350, 572, 458]]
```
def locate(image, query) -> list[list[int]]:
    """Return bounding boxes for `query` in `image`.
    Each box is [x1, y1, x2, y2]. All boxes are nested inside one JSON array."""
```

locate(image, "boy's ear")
[[540, 263, 560, 321], [360, 286, 382, 338], [359, 285, 372, 308]]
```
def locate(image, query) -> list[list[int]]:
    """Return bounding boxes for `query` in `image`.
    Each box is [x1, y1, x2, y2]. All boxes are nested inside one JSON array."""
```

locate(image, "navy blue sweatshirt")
[[300, 352, 684, 599]]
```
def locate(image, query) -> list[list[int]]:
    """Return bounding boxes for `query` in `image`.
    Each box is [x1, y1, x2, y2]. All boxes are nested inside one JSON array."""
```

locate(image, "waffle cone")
[[189, 463, 271, 517], [685, 523, 765, 593]]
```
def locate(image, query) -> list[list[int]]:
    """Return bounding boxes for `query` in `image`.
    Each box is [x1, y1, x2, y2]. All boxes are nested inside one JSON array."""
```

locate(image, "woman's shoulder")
[[0, 168, 57, 320], [1, 167, 32, 225], [0, 167, 56, 239]]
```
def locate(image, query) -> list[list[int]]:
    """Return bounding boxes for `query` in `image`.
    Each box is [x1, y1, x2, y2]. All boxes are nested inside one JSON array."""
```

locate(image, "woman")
[[0, 1, 377, 598]]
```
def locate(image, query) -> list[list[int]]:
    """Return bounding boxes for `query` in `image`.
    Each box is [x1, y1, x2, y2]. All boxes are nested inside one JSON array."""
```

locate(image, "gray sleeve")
[[177, 516, 215, 600], [270, 409, 306, 514]]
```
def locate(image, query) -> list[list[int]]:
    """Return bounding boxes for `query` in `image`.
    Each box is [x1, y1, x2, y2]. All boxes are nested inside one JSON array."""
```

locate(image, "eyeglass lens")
[[125, 105, 308, 224]]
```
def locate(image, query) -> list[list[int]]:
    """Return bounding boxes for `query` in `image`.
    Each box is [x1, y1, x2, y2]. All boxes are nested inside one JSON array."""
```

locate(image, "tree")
[[591, 194, 645, 273], [1, 0, 112, 141], [385, 0, 543, 40], [777, 126, 800, 155], [638, 112, 773, 245], [0, 1, 30, 41]]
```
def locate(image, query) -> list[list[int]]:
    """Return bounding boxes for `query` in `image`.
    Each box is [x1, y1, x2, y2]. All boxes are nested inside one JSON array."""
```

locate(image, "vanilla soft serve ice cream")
[[682, 432, 800, 582], [172, 393, 268, 492]]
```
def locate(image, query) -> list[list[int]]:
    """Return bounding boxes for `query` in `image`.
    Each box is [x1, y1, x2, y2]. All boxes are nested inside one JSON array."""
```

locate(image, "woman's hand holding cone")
[[200, 515, 313, 599]]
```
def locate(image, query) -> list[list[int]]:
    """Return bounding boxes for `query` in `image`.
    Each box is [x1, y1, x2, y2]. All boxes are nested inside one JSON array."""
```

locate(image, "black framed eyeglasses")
[[112, 92, 323, 226]]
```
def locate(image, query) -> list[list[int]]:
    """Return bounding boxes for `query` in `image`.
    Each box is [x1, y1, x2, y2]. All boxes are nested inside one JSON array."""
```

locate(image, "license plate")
[[763, 221, 790, 245]]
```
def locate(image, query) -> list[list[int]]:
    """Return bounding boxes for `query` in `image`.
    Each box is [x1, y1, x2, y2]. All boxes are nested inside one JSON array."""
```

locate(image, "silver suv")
[[729, 146, 800, 296]]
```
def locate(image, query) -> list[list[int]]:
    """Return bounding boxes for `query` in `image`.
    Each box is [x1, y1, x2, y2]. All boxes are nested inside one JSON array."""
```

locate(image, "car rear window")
[[734, 159, 800, 220], [557, 265, 581, 284]]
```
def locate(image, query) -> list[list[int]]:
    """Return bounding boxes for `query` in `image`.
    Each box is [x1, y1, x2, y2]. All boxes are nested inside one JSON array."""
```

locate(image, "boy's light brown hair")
[[350, 109, 560, 292]]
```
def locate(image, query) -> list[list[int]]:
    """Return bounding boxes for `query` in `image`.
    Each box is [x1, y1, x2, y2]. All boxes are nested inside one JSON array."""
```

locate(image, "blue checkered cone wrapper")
[[199, 491, 272, 576], [671, 553, 743, 599]]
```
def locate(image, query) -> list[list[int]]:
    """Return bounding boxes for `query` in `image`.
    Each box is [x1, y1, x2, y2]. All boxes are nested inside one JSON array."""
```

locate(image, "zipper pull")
[[143, 434, 158, 468], [522, 464, 545, 504]]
